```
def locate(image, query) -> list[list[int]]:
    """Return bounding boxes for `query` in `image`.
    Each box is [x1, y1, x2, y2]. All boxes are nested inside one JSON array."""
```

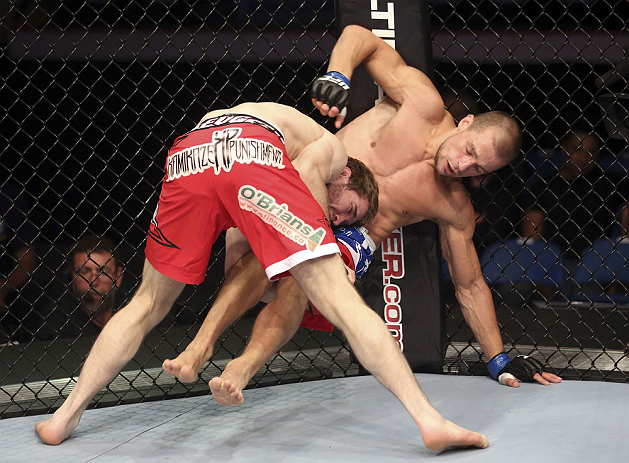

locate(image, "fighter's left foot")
[[162, 347, 210, 383], [209, 377, 244, 406]]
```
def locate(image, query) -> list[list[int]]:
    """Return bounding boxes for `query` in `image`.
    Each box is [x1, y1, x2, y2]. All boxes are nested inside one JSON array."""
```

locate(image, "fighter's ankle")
[[182, 343, 212, 362]]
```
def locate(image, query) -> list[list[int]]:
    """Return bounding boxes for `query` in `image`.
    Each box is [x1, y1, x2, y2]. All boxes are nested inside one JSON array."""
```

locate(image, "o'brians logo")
[[238, 185, 326, 251]]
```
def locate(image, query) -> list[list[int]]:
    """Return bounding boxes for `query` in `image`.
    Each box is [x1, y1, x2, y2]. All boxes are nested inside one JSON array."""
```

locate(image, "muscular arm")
[[441, 220, 562, 387], [439, 221, 504, 361], [317, 25, 445, 122], [291, 132, 347, 218]]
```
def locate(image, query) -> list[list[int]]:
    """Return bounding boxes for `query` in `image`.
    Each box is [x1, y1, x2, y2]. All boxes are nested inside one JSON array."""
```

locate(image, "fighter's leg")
[[224, 228, 253, 274], [210, 277, 307, 405], [162, 248, 272, 382], [226, 228, 277, 304], [36, 260, 185, 445], [290, 254, 489, 451]]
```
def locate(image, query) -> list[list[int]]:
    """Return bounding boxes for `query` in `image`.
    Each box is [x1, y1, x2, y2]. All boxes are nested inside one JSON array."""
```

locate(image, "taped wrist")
[[325, 71, 350, 87], [488, 353, 511, 380]]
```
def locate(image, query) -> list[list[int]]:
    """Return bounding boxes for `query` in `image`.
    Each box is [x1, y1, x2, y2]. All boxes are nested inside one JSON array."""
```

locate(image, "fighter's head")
[[327, 157, 379, 227], [435, 111, 521, 178]]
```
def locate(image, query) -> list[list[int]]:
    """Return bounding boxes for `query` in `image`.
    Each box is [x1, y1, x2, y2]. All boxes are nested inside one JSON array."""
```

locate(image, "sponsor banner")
[[359, 222, 445, 373], [337, 0, 445, 372]]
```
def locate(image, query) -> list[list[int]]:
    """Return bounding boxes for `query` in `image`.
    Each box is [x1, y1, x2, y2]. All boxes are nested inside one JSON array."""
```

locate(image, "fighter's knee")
[[276, 279, 308, 308], [260, 283, 278, 304]]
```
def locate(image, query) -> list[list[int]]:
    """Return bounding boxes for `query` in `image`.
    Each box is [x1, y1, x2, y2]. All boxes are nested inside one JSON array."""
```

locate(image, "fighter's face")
[[327, 182, 369, 227], [71, 251, 122, 314], [434, 127, 505, 178]]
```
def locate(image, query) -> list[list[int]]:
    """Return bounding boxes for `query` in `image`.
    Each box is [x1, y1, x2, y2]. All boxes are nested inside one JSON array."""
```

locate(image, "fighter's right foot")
[[162, 348, 210, 383], [420, 417, 489, 451], [35, 411, 80, 446]]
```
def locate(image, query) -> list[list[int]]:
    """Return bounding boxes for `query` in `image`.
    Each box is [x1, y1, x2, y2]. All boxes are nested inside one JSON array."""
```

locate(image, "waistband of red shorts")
[[192, 113, 285, 144]]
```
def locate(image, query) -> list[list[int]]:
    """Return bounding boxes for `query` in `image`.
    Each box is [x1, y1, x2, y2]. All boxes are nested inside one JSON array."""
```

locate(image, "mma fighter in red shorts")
[[36, 102, 489, 451]]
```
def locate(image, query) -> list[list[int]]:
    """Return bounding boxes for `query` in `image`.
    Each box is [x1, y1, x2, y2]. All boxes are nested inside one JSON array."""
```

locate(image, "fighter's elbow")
[[342, 24, 369, 37]]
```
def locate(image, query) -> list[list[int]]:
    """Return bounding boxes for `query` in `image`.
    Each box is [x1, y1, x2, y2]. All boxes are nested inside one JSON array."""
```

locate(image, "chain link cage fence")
[[1, 0, 627, 418]]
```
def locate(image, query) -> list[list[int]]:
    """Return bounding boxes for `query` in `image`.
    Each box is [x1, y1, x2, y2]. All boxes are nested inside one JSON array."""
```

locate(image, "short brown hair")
[[346, 156, 379, 226], [68, 234, 122, 272], [469, 111, 522, 163]]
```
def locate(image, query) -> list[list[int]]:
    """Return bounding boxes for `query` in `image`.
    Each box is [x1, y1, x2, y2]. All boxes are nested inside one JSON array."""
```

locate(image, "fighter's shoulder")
[[263, 104, 331, 147], [320, 129, 348, 170], [435, 180, 475, 230], [291, 122, 346, 178]]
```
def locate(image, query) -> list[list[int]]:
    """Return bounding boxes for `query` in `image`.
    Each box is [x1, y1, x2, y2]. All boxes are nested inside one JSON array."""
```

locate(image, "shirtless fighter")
[[163, 25, 561, 401], [35, 102, 489, 451]]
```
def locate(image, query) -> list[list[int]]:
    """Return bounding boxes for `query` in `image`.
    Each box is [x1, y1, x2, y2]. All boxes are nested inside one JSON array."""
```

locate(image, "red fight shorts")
[[145, 113, 339, 284]]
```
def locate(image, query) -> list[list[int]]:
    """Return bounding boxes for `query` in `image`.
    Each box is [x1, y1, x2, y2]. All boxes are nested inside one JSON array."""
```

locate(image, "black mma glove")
[[488, 353, 545, 384], [310, 71, 351, 113]]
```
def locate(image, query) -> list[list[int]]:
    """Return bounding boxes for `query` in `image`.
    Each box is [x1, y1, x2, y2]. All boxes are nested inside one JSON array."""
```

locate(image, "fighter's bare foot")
[[209, 377, 244, 406], [209, 356, 258, 406], [162, 348, 209, 383], [420, 417, 489, 451], [35, 412, 80, 445]]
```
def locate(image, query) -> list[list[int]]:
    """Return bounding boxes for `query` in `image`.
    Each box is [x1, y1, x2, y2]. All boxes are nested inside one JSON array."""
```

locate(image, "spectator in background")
[[571, 201, 629, 302], [0, 181, 38, 344], [480, 207, 566, 306], [607, 201, 629, 297], [523, 128, 628, 261], [519, 207, 546, 242], [35, 234, 124, 340]]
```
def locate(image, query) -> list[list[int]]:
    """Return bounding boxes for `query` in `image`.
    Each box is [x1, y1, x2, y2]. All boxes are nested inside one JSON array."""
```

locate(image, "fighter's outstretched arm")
[[439, 219, 562, 388]]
